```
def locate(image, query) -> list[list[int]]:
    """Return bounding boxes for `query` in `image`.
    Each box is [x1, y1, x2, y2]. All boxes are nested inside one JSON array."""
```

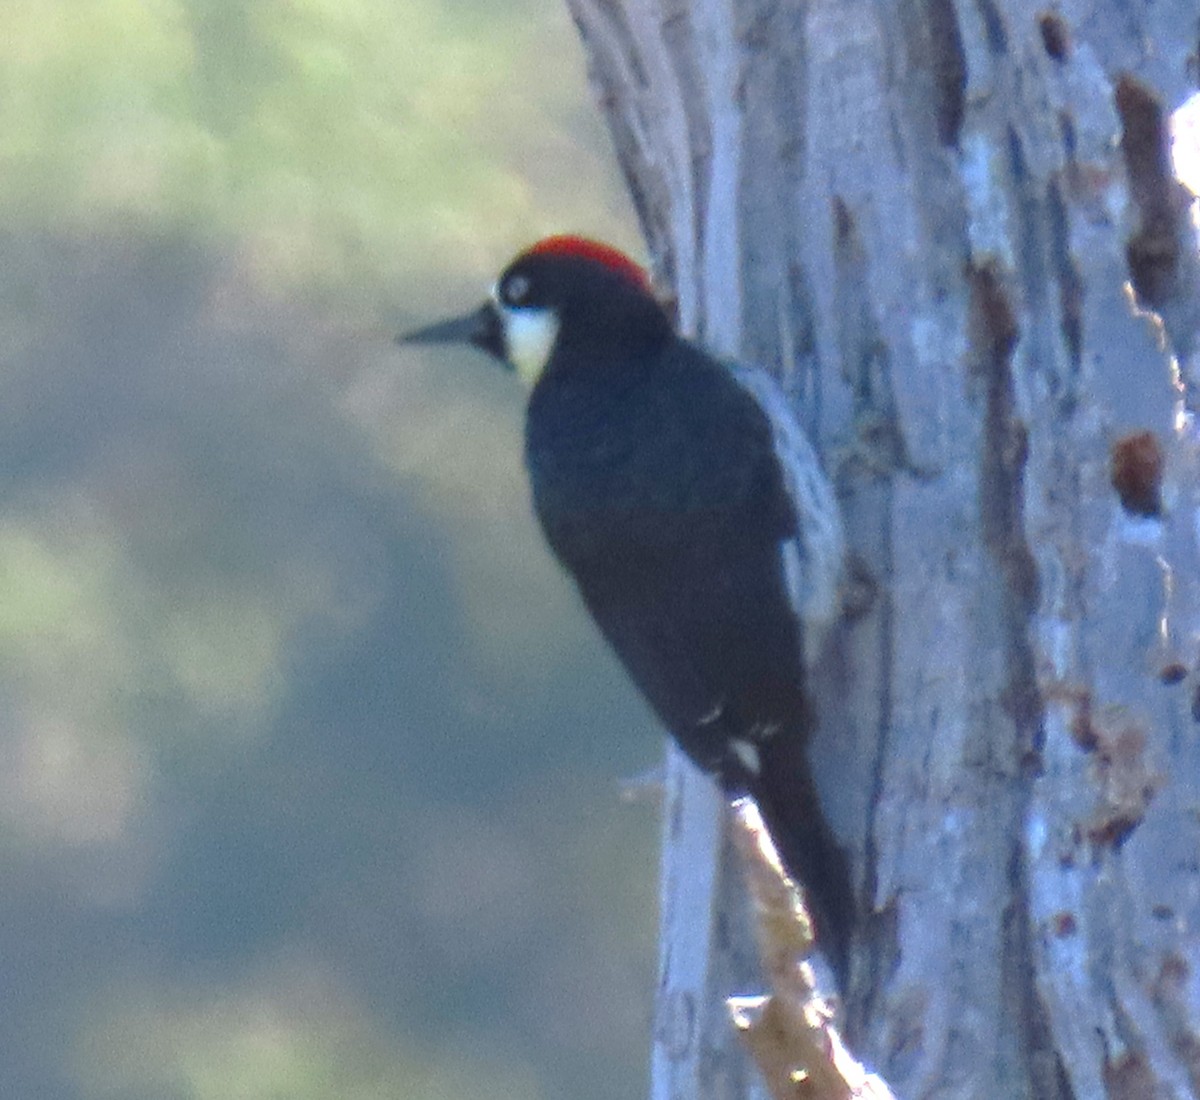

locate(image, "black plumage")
[[403, 238, 855, 979]]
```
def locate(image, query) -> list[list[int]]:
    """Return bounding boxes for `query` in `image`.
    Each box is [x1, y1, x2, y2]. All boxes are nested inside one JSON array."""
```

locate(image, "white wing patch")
[[731, 366, 845, 665], [730, 738, 762, 776]]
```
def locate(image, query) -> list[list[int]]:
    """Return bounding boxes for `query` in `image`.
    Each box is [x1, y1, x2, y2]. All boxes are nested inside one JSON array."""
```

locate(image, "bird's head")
[[400, 236, 669, 387]]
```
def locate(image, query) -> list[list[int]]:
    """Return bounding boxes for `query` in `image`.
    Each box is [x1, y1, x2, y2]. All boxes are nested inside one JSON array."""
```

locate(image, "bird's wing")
[[574, 515, 814, 773], [729, 365, 845, 660]]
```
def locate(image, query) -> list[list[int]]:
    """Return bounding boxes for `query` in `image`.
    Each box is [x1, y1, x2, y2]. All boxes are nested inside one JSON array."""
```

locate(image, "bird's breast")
[[523, 369, 775, 578]]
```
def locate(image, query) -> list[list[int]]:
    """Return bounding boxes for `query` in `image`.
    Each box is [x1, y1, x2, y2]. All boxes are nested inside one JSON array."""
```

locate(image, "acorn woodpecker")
[[401, 236, 854, 975]]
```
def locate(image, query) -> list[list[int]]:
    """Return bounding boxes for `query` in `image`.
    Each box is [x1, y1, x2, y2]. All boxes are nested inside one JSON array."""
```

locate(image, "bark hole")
[[1115, 74, 1184, 309], [1037, 13, 1071, 61], [1159, 662, 1188, 685], [1109, 430, 1165, 517]]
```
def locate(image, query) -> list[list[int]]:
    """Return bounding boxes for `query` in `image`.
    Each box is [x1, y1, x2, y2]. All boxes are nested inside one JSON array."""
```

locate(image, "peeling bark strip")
[[727, 800, 897, 1100], [563, 0, 1200, 1097]]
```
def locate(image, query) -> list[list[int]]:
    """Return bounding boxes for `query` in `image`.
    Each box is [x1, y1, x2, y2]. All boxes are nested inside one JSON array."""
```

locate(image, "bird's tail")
[[731, 735, 856, 986]]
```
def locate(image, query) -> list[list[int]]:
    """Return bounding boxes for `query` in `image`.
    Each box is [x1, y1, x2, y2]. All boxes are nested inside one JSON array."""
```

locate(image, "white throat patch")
[[498, 302, 560, 387]]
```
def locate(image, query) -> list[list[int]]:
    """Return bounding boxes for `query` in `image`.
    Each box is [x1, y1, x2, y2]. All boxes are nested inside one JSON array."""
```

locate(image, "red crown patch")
[[522, 236, 650, 292]]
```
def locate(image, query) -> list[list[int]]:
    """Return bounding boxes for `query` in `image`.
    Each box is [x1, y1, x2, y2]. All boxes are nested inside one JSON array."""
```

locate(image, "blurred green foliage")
[[0, 0, 638, 298], [0, 3, 655, 1099]]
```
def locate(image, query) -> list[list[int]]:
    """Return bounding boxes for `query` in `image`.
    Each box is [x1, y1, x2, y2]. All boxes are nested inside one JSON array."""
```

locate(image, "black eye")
[[503, 273, 532, 305]]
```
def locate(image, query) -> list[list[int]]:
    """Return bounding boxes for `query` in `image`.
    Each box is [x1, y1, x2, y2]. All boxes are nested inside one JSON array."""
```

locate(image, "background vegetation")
[[0, 3, 659, 1098]]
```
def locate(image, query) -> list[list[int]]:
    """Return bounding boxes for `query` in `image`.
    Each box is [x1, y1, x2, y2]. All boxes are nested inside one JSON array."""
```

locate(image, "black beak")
[[397, 302, 504, 360]]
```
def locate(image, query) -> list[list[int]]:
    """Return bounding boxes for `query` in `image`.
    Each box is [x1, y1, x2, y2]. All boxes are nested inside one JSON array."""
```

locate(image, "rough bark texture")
[[563, 0, 1200, 1097]]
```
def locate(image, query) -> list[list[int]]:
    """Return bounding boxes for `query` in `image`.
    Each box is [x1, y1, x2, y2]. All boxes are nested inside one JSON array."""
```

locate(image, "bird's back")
[[524, 339, 810, 769]]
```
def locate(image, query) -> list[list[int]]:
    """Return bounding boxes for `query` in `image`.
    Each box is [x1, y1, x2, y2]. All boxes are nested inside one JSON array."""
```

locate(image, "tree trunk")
[[563, 0, 1200, 1096]]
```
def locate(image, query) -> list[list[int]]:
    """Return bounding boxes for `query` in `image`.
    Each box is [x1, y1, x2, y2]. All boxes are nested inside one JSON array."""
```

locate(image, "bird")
[[400, 235, 855, 978]]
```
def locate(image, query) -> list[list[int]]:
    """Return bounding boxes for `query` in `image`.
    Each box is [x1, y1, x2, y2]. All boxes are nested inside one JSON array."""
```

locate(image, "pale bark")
[[564, 0, 1200, 1096], [727, 797, 897, 1100]]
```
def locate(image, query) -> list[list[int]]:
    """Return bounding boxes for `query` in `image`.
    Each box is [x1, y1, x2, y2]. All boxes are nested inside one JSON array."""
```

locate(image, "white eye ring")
[[503, 274, 531, 305]]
